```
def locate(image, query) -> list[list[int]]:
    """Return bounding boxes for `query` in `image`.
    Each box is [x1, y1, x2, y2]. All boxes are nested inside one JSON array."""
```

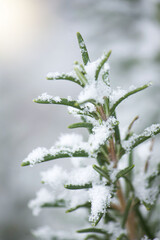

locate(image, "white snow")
[[53, 96, 61, 102], [55, 133, 83, 148], [28, 188, 54, 216], [89, 184, 112, 222], [133, 171, 159, 205], [41, 165, 67, 189], [105, 222, 127, 239], [23, 147, 49, 166], [35, 93, 53, 102], [46, 71, 78, 81], [88, 116, 118, 153], [35, 93, 62, 103], [66, 165, 99, 186], [67, 96, 72, 101]]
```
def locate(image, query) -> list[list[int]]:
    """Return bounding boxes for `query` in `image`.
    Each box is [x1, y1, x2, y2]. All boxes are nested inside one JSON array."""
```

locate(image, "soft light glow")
[[0, 0, 57, 59]]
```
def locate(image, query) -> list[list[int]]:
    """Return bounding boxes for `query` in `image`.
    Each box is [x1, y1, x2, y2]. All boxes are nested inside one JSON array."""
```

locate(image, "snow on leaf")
[[123, 124, 160, 152], [89, 184, 113, 223], [22, 145, 89, 166], [88, 116, 118, 153], [46, 71, 82, 86], [66, 165, 100, 186]]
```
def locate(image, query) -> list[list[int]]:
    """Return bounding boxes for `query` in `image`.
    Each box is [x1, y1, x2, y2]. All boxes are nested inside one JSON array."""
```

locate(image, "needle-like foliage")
[[22, 33, 160, 240]]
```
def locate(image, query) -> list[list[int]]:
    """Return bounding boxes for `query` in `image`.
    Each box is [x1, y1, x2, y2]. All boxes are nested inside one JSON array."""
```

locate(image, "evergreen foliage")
[[22, 33, 160, 240]]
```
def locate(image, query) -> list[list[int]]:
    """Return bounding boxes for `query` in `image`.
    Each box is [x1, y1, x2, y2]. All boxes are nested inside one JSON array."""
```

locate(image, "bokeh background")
[[0, 0, 160, 239]]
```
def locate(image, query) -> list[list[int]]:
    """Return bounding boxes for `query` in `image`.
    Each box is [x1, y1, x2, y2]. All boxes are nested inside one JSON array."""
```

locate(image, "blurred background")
[[0, 0, 160, 239]]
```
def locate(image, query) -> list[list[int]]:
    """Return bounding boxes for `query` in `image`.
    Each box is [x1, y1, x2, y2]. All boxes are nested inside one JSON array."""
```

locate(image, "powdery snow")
[[47, 71, 78, 81], [88, 116, 118, 153], [41, 165, 67, 189], [66, 165, 99, 186], [35, 93, 61, 103], [89, 184, 112, 222], [133, 171, 159, 205], [28, 188, 54, 216], [55, 133, 83, 148], [105, 222, 127, 239]]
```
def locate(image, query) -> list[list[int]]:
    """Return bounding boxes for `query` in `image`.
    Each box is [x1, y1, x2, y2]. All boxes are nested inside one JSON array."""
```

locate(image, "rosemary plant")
[[22, 33, 160, 240]]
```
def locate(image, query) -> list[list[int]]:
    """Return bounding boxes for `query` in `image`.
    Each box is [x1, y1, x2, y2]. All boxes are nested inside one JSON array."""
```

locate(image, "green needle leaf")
[[22, 149, 89, 166], [41, 199, 66, 208], [110, 83, 151, 115], [123, 124, 160, 152], [66, 202, 90, 213], [93, 165, 111, 183], [92, 213, 104, 227], [68, 122, 93, 129], [64, 183, 92, 190], [84, 234, 103, 240], [47, 72, 83, 87], [116, 165, 134, 181], [74, 67, 88, 86], [77, 32, 90, 65], [34, 97, 81, 110], [121, 197, 132, 228], [135, 207, 155, 239], [95, 50, 112, 80], [77, 228, 107, 234]]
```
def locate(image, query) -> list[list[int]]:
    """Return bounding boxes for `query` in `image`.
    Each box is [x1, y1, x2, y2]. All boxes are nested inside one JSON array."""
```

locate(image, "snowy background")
[[0, 0, 160, 239]]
